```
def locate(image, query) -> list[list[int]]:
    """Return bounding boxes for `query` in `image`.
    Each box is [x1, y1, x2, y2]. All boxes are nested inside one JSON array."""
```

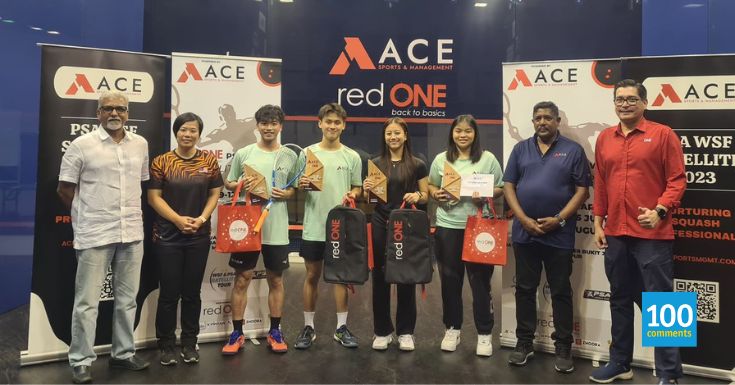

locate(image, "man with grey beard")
[[57, 91, 150, 383]]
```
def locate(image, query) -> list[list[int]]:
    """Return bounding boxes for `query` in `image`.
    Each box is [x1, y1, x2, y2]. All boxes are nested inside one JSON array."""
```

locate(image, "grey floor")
[[0, 263, 725, 384]]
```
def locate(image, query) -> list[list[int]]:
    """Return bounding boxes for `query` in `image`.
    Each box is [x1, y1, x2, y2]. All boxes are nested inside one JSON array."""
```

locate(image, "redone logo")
[[53, 66, 154, 102], [330, 37, 453, 75], [392, 220, 404, 260], [229, 220, 249, 241], [176, 62, 248, 83], [507, 67, 578, 90], [474, 232, 496, 254], [329, 219, 341, 259], [645, 76, 735, 110]]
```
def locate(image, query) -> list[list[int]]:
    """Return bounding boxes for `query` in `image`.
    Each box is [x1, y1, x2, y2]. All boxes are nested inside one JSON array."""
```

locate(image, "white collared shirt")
[[59, 128, 150, 250]]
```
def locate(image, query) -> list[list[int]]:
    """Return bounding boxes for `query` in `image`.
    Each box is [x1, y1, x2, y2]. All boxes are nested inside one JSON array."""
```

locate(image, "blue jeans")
[[68, 241, 143, 367], [604, 236, 682, 379]]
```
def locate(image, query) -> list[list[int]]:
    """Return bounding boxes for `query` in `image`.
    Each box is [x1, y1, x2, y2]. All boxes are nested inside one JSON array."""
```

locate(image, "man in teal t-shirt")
[[293, 103, 362, 349], [221, 105, 295, 355]]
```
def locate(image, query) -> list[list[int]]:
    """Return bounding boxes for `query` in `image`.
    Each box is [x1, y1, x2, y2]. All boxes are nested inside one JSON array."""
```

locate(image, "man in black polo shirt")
[[503, 101, 591, 373]]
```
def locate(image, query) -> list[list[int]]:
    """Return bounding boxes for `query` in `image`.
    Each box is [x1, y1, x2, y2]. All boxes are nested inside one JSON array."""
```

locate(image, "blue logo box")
[[642, 292, 697, 347]]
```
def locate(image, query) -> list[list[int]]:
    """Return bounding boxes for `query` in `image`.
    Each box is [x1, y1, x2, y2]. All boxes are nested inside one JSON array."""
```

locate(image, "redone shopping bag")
[[215, 181, 262, 253], [461, 198, 507, 266], [323, 198, 369, 284], [385, 202, 433, 284]]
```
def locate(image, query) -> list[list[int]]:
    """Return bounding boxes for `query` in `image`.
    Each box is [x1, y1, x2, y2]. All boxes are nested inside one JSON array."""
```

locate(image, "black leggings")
[[434, 227, 494, 334], [371, 217, 417, 336], [154, 238, 210, 348]]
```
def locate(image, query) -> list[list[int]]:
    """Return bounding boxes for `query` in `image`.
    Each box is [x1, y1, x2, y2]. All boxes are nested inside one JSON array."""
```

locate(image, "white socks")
[[336, 312, 348, 329], [304, 311, 315, 328]]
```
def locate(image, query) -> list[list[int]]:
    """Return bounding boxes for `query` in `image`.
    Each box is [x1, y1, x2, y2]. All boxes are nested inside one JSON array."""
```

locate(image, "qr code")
[[674, 278, 718, 323], [99, 266, 114, 301]]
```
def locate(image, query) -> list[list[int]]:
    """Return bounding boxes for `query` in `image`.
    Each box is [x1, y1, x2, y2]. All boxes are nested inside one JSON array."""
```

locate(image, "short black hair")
[[532, 101, 559, 118], [614, 79, 648, 101], [254, 104, 285, 124], [172, 112, 204, 136]]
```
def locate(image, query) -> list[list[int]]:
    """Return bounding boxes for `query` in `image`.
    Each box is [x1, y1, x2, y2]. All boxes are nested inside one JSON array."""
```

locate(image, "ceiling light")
[[475, 1, 488, 7], [47, 30, 60, 35]]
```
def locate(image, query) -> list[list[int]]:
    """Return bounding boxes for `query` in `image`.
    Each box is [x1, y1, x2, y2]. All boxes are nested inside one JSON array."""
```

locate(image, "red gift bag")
[[461, 198, 507, 266], [215, 181, 262, 253]]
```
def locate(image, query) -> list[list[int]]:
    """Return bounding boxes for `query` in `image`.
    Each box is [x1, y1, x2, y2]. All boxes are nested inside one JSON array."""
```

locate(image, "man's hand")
[[594, 224, 607, 249], [519, 216, 546, 236], [537, 216, 560, 233], [637, 206, 661, 229], [298, 176, 312, 190], [271, 187, 294, 200]]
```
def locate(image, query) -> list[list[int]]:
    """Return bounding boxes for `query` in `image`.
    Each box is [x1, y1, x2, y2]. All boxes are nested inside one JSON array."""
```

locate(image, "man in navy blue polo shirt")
[[503, 101, 591, 373]]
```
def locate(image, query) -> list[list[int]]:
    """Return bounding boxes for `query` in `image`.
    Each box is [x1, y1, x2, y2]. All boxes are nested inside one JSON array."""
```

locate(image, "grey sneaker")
[[294, 326, 316, 349], [333, 325, 358, 348], [71, 365, 92, 384], [181, 345, 199, 364], [159, 346, 178, 366], [109, 355, 149, 371], [508, 342, 534, 366], [554, 344, 574, 373]]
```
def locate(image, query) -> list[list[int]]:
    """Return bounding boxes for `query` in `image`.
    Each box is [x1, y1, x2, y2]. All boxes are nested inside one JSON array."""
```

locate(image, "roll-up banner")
[[501, 59, 627, 360], [23, 45, 167, 365], [624, 54, 735, 380], [171, 53, 282, 340]]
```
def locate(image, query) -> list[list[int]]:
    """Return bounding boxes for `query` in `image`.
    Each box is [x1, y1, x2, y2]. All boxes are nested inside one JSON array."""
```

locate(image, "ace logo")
[[53, 66, 154, 102], [329, 37, 454, 75], [507, 67, 579, 90]]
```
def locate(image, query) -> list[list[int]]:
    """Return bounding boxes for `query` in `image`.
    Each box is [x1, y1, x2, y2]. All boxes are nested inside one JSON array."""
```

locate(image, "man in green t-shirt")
[[221, 105, 295, 355], [293, 103, 362, 349]]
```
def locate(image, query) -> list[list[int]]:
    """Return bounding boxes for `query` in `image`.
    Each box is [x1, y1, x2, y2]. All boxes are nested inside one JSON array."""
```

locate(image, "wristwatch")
[[655, 207, 667, 219], [554, 213, 566, 228]]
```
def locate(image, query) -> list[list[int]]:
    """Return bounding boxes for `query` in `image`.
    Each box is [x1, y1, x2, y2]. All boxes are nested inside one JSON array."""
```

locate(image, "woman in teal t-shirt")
[[428, 114, 504, 357]]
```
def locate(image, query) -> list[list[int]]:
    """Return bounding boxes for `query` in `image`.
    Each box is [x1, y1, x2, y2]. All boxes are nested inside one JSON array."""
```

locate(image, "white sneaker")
[[440, 328, 461, 352], [398, 334, 415, 351], [476, 334, 493, 357], [372, 335, 393, 350]]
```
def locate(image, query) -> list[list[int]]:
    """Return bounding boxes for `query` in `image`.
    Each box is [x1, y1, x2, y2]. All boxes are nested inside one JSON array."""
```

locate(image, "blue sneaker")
[[658, 378, 678, 385], [589, 362, 633, 383], [267, 328, 288, 353], [333, 325, 358, 348]]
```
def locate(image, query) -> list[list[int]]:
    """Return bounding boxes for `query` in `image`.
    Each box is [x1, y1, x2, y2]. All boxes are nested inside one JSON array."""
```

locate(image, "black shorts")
[[300, 240, 326, 262], [229, 244, 290, 272]]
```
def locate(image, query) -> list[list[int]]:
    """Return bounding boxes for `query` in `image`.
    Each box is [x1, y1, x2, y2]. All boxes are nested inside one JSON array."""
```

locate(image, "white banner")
[[171, 53, 282, 339], [500, 59, 656, 364]]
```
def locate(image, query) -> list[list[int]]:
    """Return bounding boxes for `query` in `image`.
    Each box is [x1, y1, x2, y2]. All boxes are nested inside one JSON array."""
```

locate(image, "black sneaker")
[[180, 345, 199, 364], [159, 346, 178, 366], [294, 326, 316, 349], [554, 344, 574, 373], [508, 342, 534, 366], [333, 325, 358, 348]]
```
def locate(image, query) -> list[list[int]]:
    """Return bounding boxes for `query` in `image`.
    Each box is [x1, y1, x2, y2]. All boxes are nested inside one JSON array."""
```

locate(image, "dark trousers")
[[435, 227, 494, 334], [371, 217, 417, 336], [513, 242, 573, 347], [155, 238, 210, 348], [605, 236, 682, 379]]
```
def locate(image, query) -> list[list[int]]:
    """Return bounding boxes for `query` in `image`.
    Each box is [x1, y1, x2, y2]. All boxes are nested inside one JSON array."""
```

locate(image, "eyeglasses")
[[614, 97, 640, 106], [99, 106, 129, 113]]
